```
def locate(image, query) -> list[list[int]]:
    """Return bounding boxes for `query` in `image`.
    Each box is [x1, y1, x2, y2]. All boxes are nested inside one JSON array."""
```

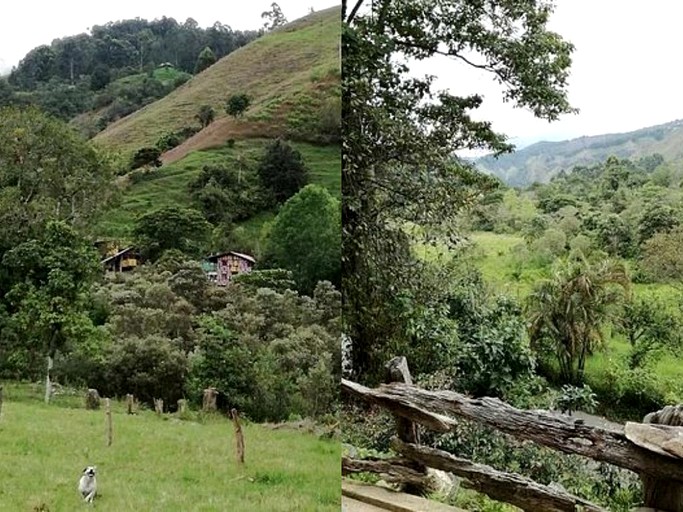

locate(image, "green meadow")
[[0, 384, 340, 511]]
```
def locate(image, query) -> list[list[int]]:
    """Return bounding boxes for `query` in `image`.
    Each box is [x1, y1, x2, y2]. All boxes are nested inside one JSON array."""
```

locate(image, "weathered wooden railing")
[[343, 357, 683, 512]]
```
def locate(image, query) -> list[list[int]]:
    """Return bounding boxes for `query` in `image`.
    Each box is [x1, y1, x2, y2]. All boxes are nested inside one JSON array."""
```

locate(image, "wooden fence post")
[[203, 387, 218, 412], [154, 398, 164, 415], [384, 357, 427, 494], [105, 398, 113, 447], [0, 384, 3, 419], [231, 408, 245, 465], [126, 394, 135, 414], [638, 405, 683, 511], [177, 399, 187, 414]]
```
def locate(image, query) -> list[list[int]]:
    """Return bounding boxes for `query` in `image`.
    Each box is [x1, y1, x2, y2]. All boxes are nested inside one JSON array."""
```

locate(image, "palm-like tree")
[[526, 256, 630, 384]]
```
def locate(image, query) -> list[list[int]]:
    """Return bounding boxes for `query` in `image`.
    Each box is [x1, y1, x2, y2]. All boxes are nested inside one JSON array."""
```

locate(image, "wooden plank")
[[342, 479, 463, 512], [342, 378, 683, 483], [342, 496, 392, 512]]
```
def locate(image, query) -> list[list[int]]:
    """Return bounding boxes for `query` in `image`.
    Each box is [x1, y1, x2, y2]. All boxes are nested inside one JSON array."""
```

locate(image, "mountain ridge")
[[475, 119, 683, 187]]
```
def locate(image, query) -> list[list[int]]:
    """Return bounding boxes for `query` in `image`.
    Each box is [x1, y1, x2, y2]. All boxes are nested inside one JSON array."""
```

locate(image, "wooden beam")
[[393, 438, 606, 512], [342, 456, 428, 488], [341, 378, 683, 482]]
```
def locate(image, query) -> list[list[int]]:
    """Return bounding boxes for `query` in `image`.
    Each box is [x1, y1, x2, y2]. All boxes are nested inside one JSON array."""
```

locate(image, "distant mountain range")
[[475, 120, 683, 187]]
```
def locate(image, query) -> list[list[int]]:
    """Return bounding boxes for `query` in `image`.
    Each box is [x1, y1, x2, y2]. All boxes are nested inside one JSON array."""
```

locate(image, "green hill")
[[97, 139, 340, 239], [93, 6, 341, 158], [93, 7, 341, 245], [476, 119, 683, 187]]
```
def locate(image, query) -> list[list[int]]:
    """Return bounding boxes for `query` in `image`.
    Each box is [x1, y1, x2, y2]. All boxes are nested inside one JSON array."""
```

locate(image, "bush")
[[130, 147, 162, 170], [100, 335, 188, 407], [225, 93, 251, 118]]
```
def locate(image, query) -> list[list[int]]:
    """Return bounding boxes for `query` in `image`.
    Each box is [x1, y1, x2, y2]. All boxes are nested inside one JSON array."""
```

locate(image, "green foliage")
[[343, 0, 574, 378], [194, 46, 217, 74], [0, 106, 116, 246], [189, 163, 267, 224], [195, 104, 215, 128], [444, 271, 536, 397], [101, 335, 189, 405], [262, 185, 341, 293], [554, 384, 597, 415], [640, 225, 683, 281], [130, 146, 162, 170], [617, 297, 682, 369], [232, 269, 297, 292], [133, 206, 211, 261], [189, 284, 341, 421], [2, 221, 101, 361], [527, 257, 630, 384], [225, 93, 251, 117], [257, 139, 309, 205]]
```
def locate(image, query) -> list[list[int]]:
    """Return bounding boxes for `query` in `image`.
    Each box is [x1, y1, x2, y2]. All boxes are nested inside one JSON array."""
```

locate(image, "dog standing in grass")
[[78, 466, 97, 503]]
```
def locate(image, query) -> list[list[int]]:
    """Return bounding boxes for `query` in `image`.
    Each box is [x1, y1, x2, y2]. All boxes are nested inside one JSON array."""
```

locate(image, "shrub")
[[225, 93, 251, 118], [100, 335, 189, 407], [130, 147, 162, 170]]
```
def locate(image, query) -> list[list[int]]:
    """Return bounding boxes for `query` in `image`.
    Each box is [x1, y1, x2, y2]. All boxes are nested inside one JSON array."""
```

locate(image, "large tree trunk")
[[44, 355, 53, 404]]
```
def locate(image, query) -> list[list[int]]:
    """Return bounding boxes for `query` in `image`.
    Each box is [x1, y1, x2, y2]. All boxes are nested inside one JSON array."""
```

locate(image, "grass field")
[[0, 383, 340, 511], [93, 6, 340, 156], [96, 139, 340, 239]]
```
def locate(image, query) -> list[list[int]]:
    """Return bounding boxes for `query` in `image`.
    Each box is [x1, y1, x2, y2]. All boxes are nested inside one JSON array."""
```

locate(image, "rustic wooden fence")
[[342, 357, 683, 512]]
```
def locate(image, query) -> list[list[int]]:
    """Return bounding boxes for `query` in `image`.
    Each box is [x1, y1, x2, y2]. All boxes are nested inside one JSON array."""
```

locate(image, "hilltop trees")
[[343, 0, 575, 378], [194, 46, 217, 74], [262, 3, 288, 31]]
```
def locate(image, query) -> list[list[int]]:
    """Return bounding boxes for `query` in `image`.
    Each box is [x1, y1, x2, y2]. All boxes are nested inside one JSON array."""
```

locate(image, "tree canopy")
[[342, 0, 576, 378]]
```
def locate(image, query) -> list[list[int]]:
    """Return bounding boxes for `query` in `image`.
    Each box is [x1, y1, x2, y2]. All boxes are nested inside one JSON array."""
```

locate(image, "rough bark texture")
[[105, 398, 113, 447], [384, 357, 426, 495], [126, 394, 135, 414], [341, 379, 683, 483], [342, 456, 431, 488], [393, 438, 606, 512], [231, 408, 245, 465], [640, 406, 683, 511], [154, 398, 164, 415]]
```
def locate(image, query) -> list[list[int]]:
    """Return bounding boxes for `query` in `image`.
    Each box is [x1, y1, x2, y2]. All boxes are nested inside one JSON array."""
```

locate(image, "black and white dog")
[[78, 466, 97, 503]]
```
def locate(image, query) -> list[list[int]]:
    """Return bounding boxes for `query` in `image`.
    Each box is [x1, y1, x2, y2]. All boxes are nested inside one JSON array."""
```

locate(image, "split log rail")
[[343, 356, 683, 512]]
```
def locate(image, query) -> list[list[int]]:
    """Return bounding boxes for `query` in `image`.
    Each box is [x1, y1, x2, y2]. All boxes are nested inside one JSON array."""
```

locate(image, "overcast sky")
[[0, 0, 337, 75], [408, 0, 683, 150]]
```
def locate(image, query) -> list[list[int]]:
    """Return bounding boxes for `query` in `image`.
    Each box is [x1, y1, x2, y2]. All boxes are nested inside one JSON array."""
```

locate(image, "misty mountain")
[[475, 119, 683, 187]]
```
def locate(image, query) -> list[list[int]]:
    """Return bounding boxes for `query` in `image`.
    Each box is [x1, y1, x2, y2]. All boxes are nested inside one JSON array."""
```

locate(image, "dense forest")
[[0, 16, 260, 124]]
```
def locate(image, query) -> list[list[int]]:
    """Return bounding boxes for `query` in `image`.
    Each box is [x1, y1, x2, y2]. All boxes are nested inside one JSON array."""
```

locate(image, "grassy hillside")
[[476, 119, 683, 187], [96, 139, 340, 239], [0, 384, 340, 511], [93, 6, 341, 158]]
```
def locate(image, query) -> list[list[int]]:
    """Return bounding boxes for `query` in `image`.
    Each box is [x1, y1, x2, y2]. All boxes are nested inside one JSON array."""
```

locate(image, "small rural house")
[[101, 246, 141, 273], [203, 251, 256, 285]]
